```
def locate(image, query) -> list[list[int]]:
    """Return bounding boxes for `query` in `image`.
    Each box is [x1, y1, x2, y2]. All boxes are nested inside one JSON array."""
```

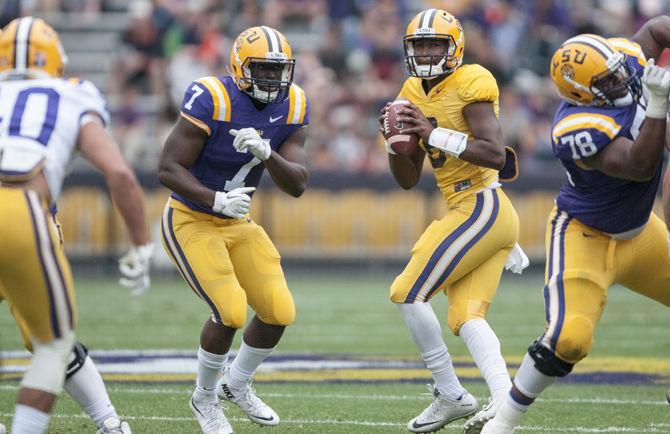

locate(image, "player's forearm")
[[389, 154, 421, 189], [628, 118, 666, 180], [459, 139, 506, 170], [264, 156, 308, 197], [639, 16, 670, 59], [107, 171, 150, 245], [158, 162, 216, 207]]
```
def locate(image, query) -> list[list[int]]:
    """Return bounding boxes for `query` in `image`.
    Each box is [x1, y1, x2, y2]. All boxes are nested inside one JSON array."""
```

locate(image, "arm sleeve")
[[457, 66, 499, 103], [72, 79, 110, 127], [179, 80, 216, 136], [552, 126, 617, 160]]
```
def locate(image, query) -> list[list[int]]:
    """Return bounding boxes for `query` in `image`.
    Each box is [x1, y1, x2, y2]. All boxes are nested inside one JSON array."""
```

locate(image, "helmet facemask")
[[404, 34, 459, 79], [240, 55, 295, 103], [590, 53, 641, 107]]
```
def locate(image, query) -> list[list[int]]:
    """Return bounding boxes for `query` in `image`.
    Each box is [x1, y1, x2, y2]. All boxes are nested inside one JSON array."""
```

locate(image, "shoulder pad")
[[287, 83, 308, 125], [552, 112, 622, 160], [457, 64, 499, 103], [65, 78, 110, 126]]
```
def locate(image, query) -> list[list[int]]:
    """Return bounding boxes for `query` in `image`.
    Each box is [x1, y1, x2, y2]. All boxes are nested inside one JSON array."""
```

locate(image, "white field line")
[[0, 384, 667, 406], [0, 412, 667, 432]]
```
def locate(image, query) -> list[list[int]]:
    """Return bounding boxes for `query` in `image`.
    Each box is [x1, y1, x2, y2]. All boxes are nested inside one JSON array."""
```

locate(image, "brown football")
[[382, 99, 420, 156]]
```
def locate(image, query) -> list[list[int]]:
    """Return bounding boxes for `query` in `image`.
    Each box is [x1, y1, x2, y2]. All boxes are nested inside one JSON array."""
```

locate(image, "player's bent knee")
[[528, 340, 574, 377], [447, 302, 488, 336], [21, 332, 75, 395], [65, 341, 89, 379], [258, 290, 296, 326], [555, 316, 594, 363]]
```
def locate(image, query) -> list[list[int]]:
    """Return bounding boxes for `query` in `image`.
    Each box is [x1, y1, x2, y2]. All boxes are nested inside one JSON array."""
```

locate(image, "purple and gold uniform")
[[161, 75, 309, 328], [542, 38, 670, 363]]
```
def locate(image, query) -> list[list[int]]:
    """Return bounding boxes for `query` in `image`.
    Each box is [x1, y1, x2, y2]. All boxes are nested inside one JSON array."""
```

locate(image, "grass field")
[[1, 270, 669, 433]]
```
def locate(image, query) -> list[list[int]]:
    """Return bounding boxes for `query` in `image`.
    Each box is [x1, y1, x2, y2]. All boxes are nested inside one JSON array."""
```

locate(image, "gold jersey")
[[398, 63, 500, 205]]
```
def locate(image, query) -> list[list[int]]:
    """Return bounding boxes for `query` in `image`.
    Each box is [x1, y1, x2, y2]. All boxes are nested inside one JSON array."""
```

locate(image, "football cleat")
[[407, 385, 478, 433], [96, 417, 131, 434], [189, 397, 234, 434], [0, 422, 5, 434], [217, 366, 279, 426], [463, 398, 499, 434], [480, 418, 515, 434]]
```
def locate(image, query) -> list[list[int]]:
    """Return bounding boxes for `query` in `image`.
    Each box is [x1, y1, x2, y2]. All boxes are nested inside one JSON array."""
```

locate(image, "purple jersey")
[[552, 44, 659, 234], [173, 75, 309, 216]]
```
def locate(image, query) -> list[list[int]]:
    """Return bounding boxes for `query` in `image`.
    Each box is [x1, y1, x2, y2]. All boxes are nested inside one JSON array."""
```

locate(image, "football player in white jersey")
[[0, 17, 152, 434]]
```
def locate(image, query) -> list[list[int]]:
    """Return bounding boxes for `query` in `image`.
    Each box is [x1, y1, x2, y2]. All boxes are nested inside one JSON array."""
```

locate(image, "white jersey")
[[0, 77, 109, 201]]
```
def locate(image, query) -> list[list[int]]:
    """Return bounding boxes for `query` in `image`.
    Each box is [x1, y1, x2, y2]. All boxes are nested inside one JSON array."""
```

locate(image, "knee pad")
[[554, 316, 593, 363], [258, 290, 296, 326], [65, 341, 89, 379], [528, 340, 574, 378], [21, 332, 75, 395]]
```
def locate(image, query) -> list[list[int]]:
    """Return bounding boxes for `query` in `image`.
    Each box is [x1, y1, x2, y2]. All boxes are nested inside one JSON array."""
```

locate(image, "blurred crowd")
[[17, 0, 670, 173]]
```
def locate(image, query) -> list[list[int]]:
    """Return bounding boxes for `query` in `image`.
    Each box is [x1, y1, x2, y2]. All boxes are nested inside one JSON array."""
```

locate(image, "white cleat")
[[217, 367, 279, 426], [463, 398, 498, 434], [189, 396, 234, 434], [407, 385, 478, 433], [96, 417, 131, 434], [480, 418, 515, 434], [0, 422, 5, 434]]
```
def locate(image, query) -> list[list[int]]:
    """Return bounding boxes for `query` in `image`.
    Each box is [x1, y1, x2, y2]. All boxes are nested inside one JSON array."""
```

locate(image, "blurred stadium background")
[[1, 0, 670, 432], [9, 0, 670, 265]]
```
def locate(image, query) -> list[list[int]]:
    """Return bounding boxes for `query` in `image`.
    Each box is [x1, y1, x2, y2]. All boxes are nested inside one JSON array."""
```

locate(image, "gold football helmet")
[[0, 17, 67, 80], [550, 34, 641, 107], [404, 9, 464, 78], [229, 26, 295, 103]]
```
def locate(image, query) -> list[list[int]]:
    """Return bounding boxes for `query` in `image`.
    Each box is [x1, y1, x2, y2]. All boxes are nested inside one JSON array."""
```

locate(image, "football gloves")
[[230, 128, 271, 161], [119, 243, 154, 295], [641, 58, 670, 119], [213, 187, 255, 219]]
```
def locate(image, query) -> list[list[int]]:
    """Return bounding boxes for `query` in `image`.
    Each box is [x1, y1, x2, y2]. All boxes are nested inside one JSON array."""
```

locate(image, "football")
[[382, 99, 420, 155]]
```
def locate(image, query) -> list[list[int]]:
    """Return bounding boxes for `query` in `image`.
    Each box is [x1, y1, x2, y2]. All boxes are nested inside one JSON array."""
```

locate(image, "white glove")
[[642, 58, 670, 119], [213, 186, 255, 218], [504, 243, 530, 274], [119, 243, 153, 295], [230, 128, 271, 160]]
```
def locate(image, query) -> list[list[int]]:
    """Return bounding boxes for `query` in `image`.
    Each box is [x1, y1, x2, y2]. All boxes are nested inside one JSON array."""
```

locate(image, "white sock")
[[65, 356, 116, 428], [493, 352, 556, 427], [459, 319, 512, 403], [193, 347, 228, 402], [11, 404, 50, 434], [513, 352, 556, 399], [397, 303, 465, 400], [227, 342, 274, 389]]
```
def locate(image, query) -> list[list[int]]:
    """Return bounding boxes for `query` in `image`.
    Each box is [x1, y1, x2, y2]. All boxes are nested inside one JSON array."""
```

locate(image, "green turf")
[[2, 271, 668, 358], [1, 271, 669, 433], [0, 382, 668, 433]]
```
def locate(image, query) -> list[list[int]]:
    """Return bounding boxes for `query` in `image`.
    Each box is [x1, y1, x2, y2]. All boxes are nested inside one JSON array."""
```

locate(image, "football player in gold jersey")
[[380, 9, 527, 433]]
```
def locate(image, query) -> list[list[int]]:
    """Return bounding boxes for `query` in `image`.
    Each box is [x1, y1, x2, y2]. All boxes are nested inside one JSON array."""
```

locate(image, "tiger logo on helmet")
[[0, 17, 67, 80], [550, 34, 642, 107], [404, 8, 464, 78], [229, 26, 295, 103]]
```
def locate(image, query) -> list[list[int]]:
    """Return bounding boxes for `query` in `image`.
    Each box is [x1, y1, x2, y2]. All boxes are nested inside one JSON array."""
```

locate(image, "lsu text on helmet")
[[404, 9, 464, 79], [229, 26, 295, 103], [0, 16, 67, 80], [550, 34, 641, 107]]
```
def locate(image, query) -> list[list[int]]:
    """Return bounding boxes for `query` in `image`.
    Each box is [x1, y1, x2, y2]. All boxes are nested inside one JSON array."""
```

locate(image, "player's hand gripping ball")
[[380, 99, 420, 156]]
